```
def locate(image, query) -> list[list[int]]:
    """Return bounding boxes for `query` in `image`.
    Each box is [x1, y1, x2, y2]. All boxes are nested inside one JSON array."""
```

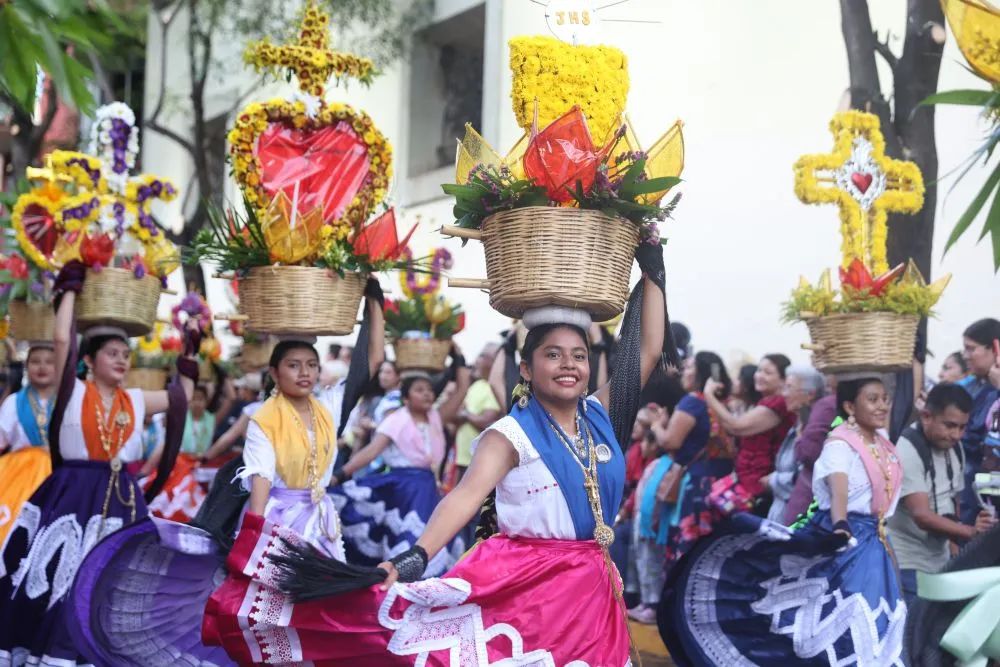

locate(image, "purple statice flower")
[[29, 281, 44, 295], [133, 263, 146, 279]]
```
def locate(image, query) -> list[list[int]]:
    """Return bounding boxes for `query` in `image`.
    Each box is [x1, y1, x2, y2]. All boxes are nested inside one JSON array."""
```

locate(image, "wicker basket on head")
[[480, 208, 639, 320], [394, 338, 452, 372], [804, 312, 919, 374], [238, 266, 365, 336], [76, 268, 162, 337], [9, 300, 54, 342], [239, 340, 275, 371], [126, 368, 169, 391]]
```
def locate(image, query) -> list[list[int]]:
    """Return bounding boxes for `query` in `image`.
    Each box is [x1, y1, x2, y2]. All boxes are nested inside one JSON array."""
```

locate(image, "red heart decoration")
[[256, 120, 371, 222], [851, 172, 873, 194], [20, 203, 60, 259]]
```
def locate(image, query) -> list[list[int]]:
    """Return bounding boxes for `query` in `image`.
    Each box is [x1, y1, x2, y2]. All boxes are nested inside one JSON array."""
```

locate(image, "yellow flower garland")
[[509, 35, 629, 143], [228, 99, 393, 231]]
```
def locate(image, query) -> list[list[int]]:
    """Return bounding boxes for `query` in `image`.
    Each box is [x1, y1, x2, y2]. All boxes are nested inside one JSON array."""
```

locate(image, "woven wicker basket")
[[76, 268, 162, 337], [479, 208, 639, 320], [238, 266, 365, 336], [126, 368, 169, 391], [804, 312, 919, 373], [394, 338, 452, 372], [239, 341, 275, 371], [9, 300, 54, 342]]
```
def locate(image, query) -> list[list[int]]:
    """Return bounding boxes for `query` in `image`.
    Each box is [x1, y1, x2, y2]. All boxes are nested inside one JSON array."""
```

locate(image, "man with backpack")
[[888, 383, 997, 605]]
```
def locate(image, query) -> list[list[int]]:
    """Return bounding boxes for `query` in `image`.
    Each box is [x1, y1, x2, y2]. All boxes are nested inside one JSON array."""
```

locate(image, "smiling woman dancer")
[[0, 262, 198, 667], [0, 344, 57, 549], [659, 376, 907, 667], [199, 243, 674, 666]]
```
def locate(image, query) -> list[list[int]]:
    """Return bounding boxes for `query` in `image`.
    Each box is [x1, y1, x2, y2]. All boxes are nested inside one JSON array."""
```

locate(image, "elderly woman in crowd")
[[764, 366, 826, 523]]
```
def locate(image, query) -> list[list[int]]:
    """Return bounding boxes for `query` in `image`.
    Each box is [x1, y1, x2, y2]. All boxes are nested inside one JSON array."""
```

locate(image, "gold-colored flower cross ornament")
[[243, 1, 375, 98], [793, 110, 924, 275]]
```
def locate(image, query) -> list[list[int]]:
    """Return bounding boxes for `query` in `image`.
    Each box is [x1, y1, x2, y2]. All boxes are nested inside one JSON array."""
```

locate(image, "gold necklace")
[[547, 420, 615, 548], [287, 397, 328, 504], [865, 436, 895, 506], [93, 389, 135, 532]]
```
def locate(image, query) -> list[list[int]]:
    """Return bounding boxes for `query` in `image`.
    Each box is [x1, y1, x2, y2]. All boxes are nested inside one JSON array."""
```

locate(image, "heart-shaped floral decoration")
[[228, 99, 392, 231], [10, 183, 103, 271]]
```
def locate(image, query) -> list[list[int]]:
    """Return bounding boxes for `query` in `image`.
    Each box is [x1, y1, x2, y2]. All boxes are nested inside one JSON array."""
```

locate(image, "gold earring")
[[512, 381, 531, 409], [847, 414, 858, 429]]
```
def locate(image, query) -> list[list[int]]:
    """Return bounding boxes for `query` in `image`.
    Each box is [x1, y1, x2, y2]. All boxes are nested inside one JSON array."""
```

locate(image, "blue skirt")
[[0, 459, 146, 666], [658, 510, 906, 666], [330, 467, 464, 577]]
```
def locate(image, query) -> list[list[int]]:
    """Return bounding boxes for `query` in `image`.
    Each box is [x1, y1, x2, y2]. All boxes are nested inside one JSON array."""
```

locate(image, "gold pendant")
[[115, 411, 131, 428], [110, 457, 122, 472], [36, 414, 47, 428], [594, 523, 615, 547]]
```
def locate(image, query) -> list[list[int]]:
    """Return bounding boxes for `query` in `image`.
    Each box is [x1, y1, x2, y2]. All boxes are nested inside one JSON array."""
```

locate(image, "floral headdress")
[[193, 1, 416, 276], [444, 36, 684, 244], [784, 110, 948, 321]]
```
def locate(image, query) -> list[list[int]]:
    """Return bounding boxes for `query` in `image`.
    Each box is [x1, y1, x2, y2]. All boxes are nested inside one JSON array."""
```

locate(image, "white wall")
[[145, 0, 1000, 372]]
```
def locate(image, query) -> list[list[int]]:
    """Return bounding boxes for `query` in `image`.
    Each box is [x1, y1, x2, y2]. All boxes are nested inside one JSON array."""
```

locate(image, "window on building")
[[407, 3, 485, 179]]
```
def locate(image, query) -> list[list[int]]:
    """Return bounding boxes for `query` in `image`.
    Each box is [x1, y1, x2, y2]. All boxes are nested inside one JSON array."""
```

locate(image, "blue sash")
[[512, 397, 625, 541], [16, 387, 50, 447]]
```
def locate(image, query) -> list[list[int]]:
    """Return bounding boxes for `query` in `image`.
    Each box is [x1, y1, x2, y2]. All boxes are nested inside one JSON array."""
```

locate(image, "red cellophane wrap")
[[523, 106, 604, 203], [256, 120, 370, 222], [839, 259, 905, 297], [202, 513, 630, 665], [352, 209, 416, 262]]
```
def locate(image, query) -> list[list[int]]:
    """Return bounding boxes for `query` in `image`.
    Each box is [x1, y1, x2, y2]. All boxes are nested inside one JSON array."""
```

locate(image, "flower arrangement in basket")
[[441, 35, 684, 320], [190, 2, 416, 336], [127, 324, 181, 391], [171, 292, 221, 381], [784, 110, 949, 373], [386, 248, 464, 372], [1, 102, 180, 337]]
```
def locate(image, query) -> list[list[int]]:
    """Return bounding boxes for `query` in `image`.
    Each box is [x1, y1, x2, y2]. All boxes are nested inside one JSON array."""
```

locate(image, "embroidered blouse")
[[812, 437, 901, 517], [0, 392, 51, 452]]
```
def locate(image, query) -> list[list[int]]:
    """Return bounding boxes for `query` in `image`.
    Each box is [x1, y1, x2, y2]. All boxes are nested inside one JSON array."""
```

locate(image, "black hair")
[[737, 363, 761, 405], [520, 323, 589, 370], [964, 318, 1000, 347], [26, 346, 54, 364], [945, 351, 968, 374], [836, 377, 884, 419], [328, 343, 342, 358], [924, 382, 973, 415], [82, 334, 128, 361], [269, 340, 319, 369], [692, 351, 732, 399], [401, 374, 434, 400], [192, 384, 209, 399], [670, 321, 692, 360], [761, 353, 792, 379]]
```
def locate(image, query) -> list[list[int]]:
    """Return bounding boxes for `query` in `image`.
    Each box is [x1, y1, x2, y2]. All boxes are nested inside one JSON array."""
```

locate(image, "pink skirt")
[[203, 512, 631, 666]]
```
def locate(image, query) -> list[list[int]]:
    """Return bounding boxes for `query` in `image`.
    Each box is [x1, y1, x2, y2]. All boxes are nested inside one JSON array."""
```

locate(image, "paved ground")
[[629, 621, 675, 666]]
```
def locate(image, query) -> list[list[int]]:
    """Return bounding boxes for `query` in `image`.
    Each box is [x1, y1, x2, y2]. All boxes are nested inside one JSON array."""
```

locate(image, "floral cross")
[[243, 1, 375, 99], [793, 110, 924, 274]]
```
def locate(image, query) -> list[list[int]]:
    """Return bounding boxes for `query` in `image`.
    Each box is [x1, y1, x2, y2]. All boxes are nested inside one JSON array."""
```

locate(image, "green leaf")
[[945, 162, 1000, 254], [921, 89, 1000, 107]]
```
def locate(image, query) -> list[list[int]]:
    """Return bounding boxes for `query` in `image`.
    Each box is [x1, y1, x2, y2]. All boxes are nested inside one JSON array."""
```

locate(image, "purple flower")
[[133, 263, 146, 279], [29, 281, 44, 295]]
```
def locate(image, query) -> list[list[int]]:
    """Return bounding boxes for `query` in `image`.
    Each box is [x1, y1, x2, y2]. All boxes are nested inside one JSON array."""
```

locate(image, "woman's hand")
[[377, 561, 398, 591], [704, 378, 724, 398]]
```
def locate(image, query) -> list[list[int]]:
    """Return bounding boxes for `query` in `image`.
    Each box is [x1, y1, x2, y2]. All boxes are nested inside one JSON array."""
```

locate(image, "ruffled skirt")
[[658, 510, 906, 666], [203, 513, 632, 666], [0, 459, 146, 666], [0, 447, 51, 547], [145, 452, 209, 523], [331, 467, 463, 576]]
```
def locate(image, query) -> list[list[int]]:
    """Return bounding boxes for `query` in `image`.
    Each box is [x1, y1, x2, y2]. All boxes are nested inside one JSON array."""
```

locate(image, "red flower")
[[5, 255, 29, 280], [384, 298, 399, 315], [80, 233, 115, 268], [838, 259, 904, 297], [454, 312, 466, 334], [523, 106, 607, 203]]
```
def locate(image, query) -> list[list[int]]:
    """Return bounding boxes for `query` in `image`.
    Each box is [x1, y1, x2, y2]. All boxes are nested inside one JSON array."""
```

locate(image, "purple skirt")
[[0, 459, 147, 666], [68, 517, 233, 666]]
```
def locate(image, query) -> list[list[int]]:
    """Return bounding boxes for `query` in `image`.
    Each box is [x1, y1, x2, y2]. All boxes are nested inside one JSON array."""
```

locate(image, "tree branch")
[[873, 30, 898, 71], [147, 2, 181, 128], [145, 119, 197, 155], [840, 0, 884, 105]]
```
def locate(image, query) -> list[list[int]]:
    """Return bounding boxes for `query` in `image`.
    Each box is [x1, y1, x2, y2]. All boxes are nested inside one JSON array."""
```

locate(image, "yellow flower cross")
[[793, 110, 924, 274], [243, 1, 374, 98]]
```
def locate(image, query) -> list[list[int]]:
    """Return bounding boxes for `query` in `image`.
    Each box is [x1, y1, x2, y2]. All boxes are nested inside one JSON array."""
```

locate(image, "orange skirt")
[[0, 447, 51, 545]]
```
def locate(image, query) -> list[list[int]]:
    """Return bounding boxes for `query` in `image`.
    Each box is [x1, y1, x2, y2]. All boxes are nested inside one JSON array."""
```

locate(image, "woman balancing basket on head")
[[659, 111, 949, 667], [191, 35, 684, 666]]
